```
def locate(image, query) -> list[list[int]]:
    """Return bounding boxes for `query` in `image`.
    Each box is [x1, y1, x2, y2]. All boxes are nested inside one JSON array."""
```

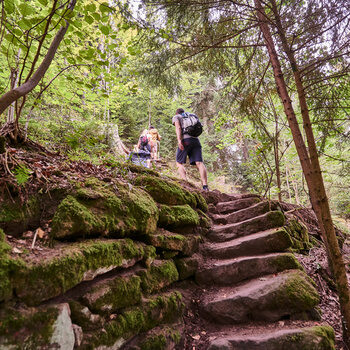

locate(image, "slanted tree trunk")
[[0, 0, 77, 125], [255, 0, 350, 344]]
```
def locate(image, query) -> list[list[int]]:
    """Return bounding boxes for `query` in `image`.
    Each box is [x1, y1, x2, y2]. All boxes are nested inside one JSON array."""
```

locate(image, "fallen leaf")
[[191, 334, 200, 340]]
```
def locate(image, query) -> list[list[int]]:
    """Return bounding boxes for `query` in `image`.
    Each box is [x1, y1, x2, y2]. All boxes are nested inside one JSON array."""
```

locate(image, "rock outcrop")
[[0, 168, 336, 349]]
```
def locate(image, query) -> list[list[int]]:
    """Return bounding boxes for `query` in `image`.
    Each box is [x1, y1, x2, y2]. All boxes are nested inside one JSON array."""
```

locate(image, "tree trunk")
[[255, 0, 350, 343], [0, 0, 77, 117]]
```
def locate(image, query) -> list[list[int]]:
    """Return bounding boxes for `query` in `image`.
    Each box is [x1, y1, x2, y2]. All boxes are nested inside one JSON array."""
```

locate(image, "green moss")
[[12, 239, 147, 306], [193, 192, 208, 212], [149, 232, 200, 256], [158, 204, 200, 229], [284, 218, 312, 252], [140, 334, 167, 350], [269, 253, 303, 272], [82, 275, 142, 314], [51, 177, 159, 240], [197, 209, 211, 228], [0, 197, 40, 235], [134, 175, 197, 208], [87, 292, 183, 349], [308, 325, 335, 349], [283, 326, 335, 349], [0, 306, 58, 348], [175, 257, 199, 280], [69, 301, 103, 331], [138, 328, 181, 350], [51, 195, 102, 239], [273, 270, 319, 312], [138, 260, 179, 294], [0, 235, 24, 302]]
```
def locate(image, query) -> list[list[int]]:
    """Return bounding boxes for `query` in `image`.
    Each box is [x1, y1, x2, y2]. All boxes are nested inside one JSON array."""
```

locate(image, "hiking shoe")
[[202, 185, 209, 191]]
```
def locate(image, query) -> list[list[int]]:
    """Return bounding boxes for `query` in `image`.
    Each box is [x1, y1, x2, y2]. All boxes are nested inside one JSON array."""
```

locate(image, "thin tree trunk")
[[285, 164, 292, 202], [256, 0, 350, 343], [0, 0, 77, 116]]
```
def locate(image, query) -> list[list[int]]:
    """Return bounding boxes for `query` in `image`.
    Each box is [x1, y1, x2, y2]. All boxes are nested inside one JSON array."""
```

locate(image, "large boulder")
[[12, 239, 155, 306], [51, 178, 159, 240]]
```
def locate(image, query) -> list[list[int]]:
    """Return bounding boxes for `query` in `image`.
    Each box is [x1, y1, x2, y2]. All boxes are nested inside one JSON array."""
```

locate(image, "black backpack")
[[181, 113, 203, 137]]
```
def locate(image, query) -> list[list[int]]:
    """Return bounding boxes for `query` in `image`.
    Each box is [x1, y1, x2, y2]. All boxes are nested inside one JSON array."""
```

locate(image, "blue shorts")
[[176, 138, 203, 165]]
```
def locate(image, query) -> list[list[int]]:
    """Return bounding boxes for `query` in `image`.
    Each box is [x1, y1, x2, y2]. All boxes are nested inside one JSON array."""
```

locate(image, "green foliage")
[[14, 165, 32, 186]]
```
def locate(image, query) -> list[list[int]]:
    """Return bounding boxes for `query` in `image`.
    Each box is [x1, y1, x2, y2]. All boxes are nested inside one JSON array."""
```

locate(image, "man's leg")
[[196, 161, 208, 186], [177, 162, 187, 181]]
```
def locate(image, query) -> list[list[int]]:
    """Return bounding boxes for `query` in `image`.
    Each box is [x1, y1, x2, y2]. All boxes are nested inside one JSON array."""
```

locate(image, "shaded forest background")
[[0, 0, 349, 229]]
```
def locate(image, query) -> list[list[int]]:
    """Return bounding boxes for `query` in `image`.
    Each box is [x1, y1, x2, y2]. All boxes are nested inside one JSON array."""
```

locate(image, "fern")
[[14, 165, 31, 186]]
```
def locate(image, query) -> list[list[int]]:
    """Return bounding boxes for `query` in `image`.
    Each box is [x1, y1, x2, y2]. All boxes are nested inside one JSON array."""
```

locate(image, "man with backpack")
[[172, 108, 209, 191]]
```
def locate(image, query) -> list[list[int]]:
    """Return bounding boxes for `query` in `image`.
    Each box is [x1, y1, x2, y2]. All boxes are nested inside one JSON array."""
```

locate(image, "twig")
[[4, 150, 13, 175], [31, 229, 38, 249]]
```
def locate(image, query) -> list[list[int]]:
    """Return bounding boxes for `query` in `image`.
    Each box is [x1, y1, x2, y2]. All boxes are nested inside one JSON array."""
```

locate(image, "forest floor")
[[1, 143, 349, 350]]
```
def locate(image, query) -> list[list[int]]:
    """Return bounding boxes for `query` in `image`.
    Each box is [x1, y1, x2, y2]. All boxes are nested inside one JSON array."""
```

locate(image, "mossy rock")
[[148, 230, 201, 256], [198, 209, 211, 228], [128, 325, 183, 350], [138, 259, 179, 294], [158, 204, 200, 229], [273, 270, 319, 313], [51, 177, 159, 240], [175, 256, 199, 280], [0, 303, 74, 349], [193, 192, 208, 212], [134, 175, 197, 208], [0, 197, 41, 236], [69, 301, 104, 331], [285, 217, 312, 252], [81, 274, 142, 315], [83, 291, 184, 349], [12, 239, 154, 306], [0, 232, 23, 302]]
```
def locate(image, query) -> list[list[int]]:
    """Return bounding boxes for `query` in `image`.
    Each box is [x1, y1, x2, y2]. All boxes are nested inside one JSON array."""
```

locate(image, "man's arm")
[[174, 120, 184, 151]]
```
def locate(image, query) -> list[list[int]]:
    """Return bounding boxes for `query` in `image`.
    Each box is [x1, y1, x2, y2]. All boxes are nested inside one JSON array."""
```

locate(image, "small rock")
[[72, 324, 83, 347], [13, 247, 22, 254]]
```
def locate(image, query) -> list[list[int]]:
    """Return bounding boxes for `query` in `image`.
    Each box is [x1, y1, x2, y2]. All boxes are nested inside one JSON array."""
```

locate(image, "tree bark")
[[255, 0, 350, 343]]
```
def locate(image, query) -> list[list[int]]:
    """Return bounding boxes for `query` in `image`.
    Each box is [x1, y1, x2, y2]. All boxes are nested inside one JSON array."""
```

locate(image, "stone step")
[[208, 211, 285, 242], [201, 269, 319, 324], [203, 228, 293, 259], [195, 252, 302, 286], [211, 201, 276, 225], [207, 324, 335, 350], [214, 197, 261, 215]]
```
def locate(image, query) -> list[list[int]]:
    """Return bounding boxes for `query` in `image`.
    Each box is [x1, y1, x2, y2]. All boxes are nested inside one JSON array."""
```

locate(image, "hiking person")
[[172, 108, 209, 191], [148, 125, 161, 160], [136, 129, 152, 168], [137, 129, 151, 152]]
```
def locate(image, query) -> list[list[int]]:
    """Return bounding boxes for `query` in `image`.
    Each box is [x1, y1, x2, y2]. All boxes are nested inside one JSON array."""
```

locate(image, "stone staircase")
[[191, 193, 335, 349]]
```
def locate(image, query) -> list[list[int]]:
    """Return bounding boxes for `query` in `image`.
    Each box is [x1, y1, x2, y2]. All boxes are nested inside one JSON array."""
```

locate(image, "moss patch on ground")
[[158, 204, 200, 229], [12, 239, 154, 306], [134, 175, 197, 208], [51, 177, 159, 240]]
